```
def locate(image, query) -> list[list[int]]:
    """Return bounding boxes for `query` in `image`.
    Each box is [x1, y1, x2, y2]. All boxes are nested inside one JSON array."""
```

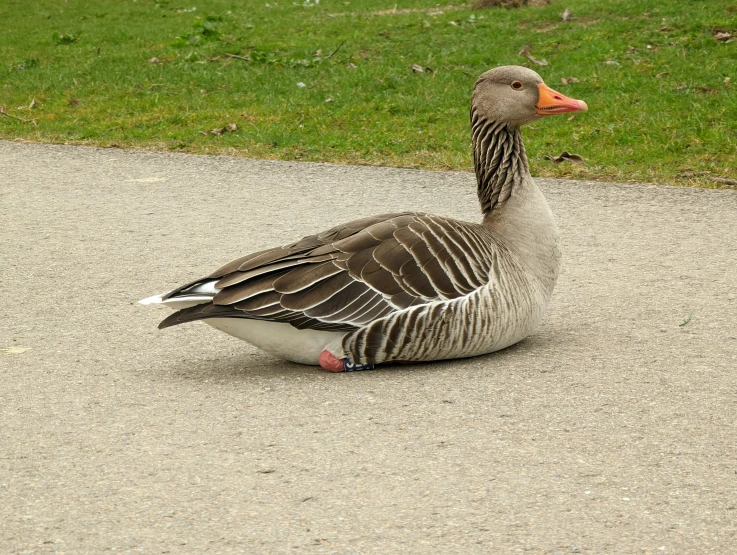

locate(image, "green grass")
[[1, 0, 736, 186]]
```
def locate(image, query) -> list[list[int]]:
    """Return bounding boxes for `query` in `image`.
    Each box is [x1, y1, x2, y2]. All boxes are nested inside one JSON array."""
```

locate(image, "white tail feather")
[[139, 294, 165, 305], [139, 293, 213, 310]]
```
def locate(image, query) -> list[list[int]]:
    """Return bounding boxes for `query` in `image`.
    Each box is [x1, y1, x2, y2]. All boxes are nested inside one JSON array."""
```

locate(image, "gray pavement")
[[1, 140, 736, 554]]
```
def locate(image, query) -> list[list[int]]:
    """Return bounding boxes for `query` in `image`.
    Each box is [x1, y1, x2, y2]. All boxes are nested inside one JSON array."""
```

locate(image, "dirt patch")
[[329, 2, 551, 17], [475, 0, 551, 8], [329, 6, 466, 17]]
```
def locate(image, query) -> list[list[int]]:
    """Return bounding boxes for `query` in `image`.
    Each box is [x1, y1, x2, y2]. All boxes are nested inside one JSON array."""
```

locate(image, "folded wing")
[[159, 212, 499, 331]]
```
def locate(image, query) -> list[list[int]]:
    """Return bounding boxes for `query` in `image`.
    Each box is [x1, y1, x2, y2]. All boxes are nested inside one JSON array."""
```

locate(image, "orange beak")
[[536, 83, 588, 115]]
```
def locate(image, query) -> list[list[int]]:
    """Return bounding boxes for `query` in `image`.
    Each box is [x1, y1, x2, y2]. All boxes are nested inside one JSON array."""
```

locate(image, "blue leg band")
[[343, 358, 376, 372]]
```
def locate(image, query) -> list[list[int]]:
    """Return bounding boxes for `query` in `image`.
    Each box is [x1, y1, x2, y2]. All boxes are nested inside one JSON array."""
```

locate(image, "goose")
[[140, 65, 587, 372]]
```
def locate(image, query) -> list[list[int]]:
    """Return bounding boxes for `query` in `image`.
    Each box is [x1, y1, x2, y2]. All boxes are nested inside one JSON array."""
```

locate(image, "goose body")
[[141, 66, 587, 371]]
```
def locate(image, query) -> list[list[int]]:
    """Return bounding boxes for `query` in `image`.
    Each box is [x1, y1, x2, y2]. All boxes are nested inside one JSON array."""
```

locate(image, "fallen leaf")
[[346, 62, 357, 69], [544, 151, 585, 164], [625, 45, 637, 53], [655, 72, 669, 79], [314, 49, 322, 56], [296, 82, 306, 88], [412, 64, 425, 73], [518, 46, 548, 66], [711, 27, 734, 41], [148, 57, 160, 64], [603, 60, 621, 66], [325, 97, 334, 102], [658, 25, 673, 33], [2, 347, 32, 355], [560, 77, 579, 85], [675, 82, 687, 90], [69, 98, 81, 106], [561, 8, 571, 21], [646, 44, 658, 51], [204, 123, 239, 136], [29, 99, 36, 109], [724, 77, 731, 86], [449, 20, 458, 26]]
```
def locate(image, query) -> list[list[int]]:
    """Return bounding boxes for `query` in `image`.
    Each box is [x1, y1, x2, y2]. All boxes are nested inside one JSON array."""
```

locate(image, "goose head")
[[472, 65, 588, 127]]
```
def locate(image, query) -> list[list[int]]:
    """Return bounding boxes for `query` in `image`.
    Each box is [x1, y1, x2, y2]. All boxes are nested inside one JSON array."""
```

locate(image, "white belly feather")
[[204, 318, 345, 365], [141, 293, 345, 365]]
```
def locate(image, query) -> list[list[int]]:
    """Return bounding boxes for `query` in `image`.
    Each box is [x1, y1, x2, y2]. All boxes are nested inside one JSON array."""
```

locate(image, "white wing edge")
[[139, 293, 214, 310], [139, 294, 165, 305], [140, 279, 221, 309]]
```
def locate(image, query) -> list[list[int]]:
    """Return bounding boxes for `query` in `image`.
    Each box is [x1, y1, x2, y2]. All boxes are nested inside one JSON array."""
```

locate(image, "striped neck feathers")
[[471, 110, 530, 215]]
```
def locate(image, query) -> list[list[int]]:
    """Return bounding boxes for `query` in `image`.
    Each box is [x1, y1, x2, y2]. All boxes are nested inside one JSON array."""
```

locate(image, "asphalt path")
[[2, 141, 736, 554]]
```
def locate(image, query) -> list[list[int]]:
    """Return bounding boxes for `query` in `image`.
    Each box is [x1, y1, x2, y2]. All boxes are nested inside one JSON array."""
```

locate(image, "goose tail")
[[140, 278, 220, 310]]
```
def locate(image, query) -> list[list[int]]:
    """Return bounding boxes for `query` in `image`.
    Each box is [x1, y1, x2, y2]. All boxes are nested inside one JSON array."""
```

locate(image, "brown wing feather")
[[273, 261, 343, 294], [360, 257, 405, 296], [303, 282, 367, 318], [160, 212, 499, 333], [234, 290, 282, 311], [280, 272, 355, 311], [333, 229, 383, 253], [345, 248, 376, 279], [216, 254, 337, 289], [372, 237, 414, 274], [310, 287, 381, 322], [213, 272, 285, 305]]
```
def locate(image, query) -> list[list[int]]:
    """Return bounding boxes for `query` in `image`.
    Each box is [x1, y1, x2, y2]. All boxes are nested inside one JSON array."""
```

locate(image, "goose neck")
[[471, 115, 529, 216]]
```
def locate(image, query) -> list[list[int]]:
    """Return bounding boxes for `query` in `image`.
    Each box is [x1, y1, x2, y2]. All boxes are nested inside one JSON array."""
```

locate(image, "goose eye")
[[511, 81, 523, 90]]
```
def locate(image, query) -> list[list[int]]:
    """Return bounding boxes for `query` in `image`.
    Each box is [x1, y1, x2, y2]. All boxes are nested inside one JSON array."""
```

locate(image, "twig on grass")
[[0, 105, 36, 125], [709, 177, 737, 186], [518, 46, 548, 66], [678, 171, 737, 187], [325, 40, 346, 59], [224, 53, 251, 61]]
